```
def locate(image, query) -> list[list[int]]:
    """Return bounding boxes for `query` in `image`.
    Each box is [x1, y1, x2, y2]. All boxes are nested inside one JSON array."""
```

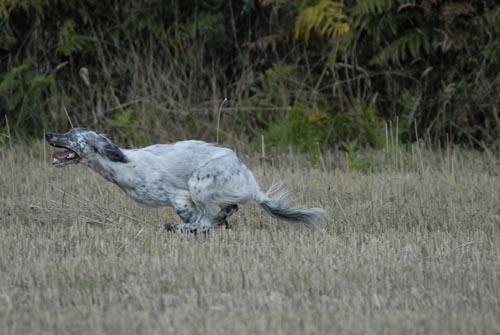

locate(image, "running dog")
[[46, 128, 326, 231]]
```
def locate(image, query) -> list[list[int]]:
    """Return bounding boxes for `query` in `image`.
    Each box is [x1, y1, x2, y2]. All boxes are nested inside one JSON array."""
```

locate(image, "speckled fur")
[[46, 128, 327, 231]]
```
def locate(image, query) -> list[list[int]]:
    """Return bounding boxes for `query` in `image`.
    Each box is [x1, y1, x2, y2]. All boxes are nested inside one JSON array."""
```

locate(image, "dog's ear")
[[101, 142, 128, 162], [95, 135, 128, 163]]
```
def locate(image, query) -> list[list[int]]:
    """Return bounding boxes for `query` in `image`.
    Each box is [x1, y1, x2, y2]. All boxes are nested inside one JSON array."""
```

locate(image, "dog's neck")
[[84, 152, 129, 184], [84, 151, 156, 204]]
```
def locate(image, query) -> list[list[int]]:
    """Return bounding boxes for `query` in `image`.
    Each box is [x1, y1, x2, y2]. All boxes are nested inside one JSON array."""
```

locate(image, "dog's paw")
[[225, 204, 239, 216], [164, 223, 208, 234], [223, 219, 232, 229]]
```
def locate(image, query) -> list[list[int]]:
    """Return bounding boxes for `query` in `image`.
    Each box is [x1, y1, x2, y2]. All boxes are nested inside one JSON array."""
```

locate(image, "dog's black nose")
[[45, 133, 53, 141]]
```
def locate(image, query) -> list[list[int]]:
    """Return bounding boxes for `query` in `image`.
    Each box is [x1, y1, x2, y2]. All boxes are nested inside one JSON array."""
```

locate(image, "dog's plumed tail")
[[255, 183, 327, 229]]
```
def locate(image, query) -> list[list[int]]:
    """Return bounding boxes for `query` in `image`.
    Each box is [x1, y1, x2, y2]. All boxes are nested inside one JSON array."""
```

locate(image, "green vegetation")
[[1, 0, 499, 151]]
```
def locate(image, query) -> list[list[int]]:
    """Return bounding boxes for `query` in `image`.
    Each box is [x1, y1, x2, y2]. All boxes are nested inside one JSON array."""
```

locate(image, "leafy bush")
[[0, 61, 55, 137], [0, 0, 498, 151]]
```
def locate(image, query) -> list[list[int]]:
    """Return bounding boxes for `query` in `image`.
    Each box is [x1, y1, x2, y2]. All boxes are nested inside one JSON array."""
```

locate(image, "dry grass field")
[[1, 142, 499, 335]]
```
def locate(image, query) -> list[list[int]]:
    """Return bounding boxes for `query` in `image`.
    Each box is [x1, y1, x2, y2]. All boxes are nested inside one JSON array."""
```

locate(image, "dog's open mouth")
[[52, 148, 80, 166]]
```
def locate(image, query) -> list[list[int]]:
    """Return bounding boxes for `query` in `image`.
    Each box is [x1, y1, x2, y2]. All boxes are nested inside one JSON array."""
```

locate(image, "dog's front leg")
[[171, 191, 197, 223], [164, 204, 216, 233], [164, 218, 215, 233], [164, 222, 207, 233], [164, 205, 239, 232]]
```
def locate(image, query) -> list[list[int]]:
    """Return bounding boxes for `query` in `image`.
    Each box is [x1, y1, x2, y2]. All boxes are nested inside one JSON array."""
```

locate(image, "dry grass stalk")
[[0, 143, 498, 334]]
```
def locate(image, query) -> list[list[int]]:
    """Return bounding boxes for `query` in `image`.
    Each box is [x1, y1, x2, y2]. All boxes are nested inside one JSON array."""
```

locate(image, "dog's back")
[[117, 140, 236, 191]]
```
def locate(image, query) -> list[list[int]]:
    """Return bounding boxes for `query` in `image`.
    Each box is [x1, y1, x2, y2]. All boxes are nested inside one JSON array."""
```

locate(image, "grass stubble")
[[0, 142, 499, 335]]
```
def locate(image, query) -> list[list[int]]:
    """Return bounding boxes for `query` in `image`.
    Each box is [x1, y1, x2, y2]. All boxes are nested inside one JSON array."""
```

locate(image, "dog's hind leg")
[[214, 204, 239, 229], [164, 181, 216, 232], [165, 155, 255, 232]]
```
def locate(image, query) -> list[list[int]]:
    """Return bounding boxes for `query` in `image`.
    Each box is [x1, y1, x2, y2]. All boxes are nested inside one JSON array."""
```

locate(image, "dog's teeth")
[[68, 153, 75, 158]]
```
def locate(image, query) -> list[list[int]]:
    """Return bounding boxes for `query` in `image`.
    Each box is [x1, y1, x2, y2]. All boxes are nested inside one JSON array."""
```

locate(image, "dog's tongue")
[[53, 150, 72, 160]]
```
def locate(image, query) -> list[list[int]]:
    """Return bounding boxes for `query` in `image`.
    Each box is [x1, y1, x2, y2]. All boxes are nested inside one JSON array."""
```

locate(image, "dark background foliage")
[[1, 0, 498, 150]]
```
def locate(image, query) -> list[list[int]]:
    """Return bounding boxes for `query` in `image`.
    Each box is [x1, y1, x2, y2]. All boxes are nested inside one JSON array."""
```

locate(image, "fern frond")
[[352, 0, 398, 15], [370, 29, 430, 65], [294, 0, 349, 43], [475, 7, 500, 35]]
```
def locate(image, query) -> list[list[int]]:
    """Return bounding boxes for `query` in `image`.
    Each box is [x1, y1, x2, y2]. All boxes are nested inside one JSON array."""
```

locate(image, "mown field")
[[0, 142, 499, 335]]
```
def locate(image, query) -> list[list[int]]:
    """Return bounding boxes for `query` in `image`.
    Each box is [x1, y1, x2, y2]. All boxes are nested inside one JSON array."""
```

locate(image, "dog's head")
[[45, 128, 128, 167]]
